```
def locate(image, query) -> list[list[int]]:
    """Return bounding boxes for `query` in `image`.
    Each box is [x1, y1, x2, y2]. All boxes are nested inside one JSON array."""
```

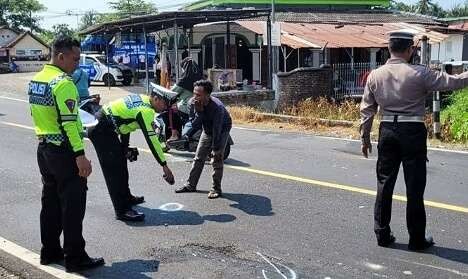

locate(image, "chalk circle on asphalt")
[[158, 202, 184, 211]]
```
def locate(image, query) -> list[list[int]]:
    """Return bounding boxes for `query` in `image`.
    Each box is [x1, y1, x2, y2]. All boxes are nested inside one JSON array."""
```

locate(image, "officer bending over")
[[88, 91, 175, 222]]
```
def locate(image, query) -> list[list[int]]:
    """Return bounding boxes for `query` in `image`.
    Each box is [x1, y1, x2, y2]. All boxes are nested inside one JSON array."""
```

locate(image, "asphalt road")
[[0, 73, 467, 278]]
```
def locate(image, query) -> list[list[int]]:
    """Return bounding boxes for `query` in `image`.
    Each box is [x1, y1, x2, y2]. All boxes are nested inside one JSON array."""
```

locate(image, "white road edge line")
[[2, 95, 466, 155], [233, 127, 468, 155], [0, 236, 85, 279], [0, 96, 28, 103]]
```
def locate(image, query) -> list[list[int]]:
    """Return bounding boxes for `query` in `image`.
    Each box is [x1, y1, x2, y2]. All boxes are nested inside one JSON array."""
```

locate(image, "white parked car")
[[79, 54, 133, 86]]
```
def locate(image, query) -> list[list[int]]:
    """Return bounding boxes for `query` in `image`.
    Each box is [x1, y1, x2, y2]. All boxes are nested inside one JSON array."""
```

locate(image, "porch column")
[[250, 49, 261, 81], [370, 48, 379, 69], [313, 50, 320, 67]]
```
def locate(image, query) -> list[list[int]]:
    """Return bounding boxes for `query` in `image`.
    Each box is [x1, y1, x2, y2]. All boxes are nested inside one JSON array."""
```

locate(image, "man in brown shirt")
[[360, 30, 468, 250]]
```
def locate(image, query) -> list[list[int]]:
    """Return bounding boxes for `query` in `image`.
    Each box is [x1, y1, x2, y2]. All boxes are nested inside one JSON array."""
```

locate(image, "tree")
[[415, 0, 433, 15], [446, 1, 468, 17], [389, 0, 414, 12], [390, 0, 446, 17], [52, 24, 76, 38], [96, 0, 158, 23], [0, 0, 45, 31], [108, 0, 158, 17], [79, 10, 99, 30]]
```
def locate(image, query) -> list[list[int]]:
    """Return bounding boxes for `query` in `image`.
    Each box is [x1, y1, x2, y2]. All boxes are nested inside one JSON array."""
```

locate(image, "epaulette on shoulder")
[[49, 73, 72, 88]]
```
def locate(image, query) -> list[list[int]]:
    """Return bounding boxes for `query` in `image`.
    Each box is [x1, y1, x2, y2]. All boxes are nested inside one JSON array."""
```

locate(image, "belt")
[[38, 134, 66, 143], [381, 115, 425, 123], [100, 107, 119, 133]]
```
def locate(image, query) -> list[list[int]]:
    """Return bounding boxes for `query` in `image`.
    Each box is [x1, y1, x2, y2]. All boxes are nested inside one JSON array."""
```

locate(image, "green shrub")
[[441, 89, 468, 142]]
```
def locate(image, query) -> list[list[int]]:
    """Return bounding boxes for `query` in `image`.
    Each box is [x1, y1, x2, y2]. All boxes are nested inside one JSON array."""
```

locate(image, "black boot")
[[65, 256, 105, 273], [408, 236, 434, 251]]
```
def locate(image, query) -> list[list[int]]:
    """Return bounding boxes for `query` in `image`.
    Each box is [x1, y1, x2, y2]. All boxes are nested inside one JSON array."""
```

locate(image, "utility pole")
[[271, 0, 278, 74]]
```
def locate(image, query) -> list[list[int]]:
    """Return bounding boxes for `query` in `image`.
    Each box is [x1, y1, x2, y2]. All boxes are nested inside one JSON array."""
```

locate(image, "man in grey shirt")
[[175, 80, 232, 199], [360, 30, 468, 250]]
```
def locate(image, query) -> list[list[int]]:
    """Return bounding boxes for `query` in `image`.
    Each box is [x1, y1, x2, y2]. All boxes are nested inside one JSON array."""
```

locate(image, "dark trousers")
[[374, 122, 427, 242], [37, 142, 88, 262], [158, 110, 185, 137], [186, 131, 230, 191], [88, 118, 131, 215]]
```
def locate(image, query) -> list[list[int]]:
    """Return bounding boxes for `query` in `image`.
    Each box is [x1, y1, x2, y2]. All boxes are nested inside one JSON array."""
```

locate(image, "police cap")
[[387, 29, 416, 41], [150, 82, 178, 105]]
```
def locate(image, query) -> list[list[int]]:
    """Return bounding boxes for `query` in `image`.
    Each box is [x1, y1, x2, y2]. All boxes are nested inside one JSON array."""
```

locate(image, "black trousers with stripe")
[[374, 121, 428, 243], [87, 116, 132, 215], [37, 142, 88, 262]]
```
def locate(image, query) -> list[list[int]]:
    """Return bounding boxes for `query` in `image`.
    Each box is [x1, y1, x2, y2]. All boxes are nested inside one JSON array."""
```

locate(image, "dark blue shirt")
[[187, 96, 232, 151]]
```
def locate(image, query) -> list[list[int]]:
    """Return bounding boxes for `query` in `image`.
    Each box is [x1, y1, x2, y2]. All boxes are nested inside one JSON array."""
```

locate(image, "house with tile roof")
[[0, 26, 50, 63]]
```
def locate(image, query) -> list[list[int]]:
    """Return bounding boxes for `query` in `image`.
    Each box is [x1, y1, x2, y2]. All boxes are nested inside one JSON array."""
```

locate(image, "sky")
[[37, 0, 192, 29], [37, 0, 466, 30]]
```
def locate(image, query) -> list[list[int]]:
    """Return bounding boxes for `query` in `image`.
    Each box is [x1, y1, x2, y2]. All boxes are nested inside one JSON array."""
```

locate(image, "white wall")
[[16, 61, 48, 72], [0, 29, 18, 46], [11, 33, 50, 58], [431, 34, 464, 63]]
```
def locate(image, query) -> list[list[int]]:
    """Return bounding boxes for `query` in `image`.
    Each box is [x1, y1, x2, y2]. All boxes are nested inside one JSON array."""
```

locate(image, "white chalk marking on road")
[[0, 236, 85, 279], [397, 259, 468, 277], [2, 120, 468, 213], [365, 262, 384, 271], [0, 96, 28, 103], [257, 252, 297, 279], [158, 203, 184, 212]]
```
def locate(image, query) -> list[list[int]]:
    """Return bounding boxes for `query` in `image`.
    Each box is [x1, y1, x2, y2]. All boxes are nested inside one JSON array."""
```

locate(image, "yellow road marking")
[[226, 165, 468, 213], [2, 121, 467, 214]]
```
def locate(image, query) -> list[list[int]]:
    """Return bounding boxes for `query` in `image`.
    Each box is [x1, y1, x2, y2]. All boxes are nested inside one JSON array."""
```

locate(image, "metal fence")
[[332, 62, 382, 100]]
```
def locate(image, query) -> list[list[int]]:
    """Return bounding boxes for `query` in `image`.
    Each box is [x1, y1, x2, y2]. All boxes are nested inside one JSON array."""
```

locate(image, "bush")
[[441, 89, 468, 142], [285, 97, 360, 121]]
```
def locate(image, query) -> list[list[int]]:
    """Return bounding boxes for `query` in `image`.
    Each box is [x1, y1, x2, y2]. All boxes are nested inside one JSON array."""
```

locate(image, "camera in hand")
[[126, 147, 139, 162]]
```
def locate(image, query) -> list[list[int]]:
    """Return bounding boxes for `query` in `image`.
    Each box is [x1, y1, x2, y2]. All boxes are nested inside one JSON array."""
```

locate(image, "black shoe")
[[377, 233, 396, 247], [40, 253, 64, 265], [116, 209, 145, 222], [175, 186, 197, 193], [40, 247, 64, 265], [408, 236, 435, 251], [129, 195, 145, 205], [65, 257, 105, 273]]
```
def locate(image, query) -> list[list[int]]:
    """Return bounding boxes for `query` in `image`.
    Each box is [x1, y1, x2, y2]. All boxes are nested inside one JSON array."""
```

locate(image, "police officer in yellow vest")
[[360, 30, 468, 250], [28, 36, 104, 272], [87, 90, 175, 222]]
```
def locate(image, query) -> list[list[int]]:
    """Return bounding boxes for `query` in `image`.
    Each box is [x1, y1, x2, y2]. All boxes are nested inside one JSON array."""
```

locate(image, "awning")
[[79, 9, 271, 35], [236, 21, 448, 49]]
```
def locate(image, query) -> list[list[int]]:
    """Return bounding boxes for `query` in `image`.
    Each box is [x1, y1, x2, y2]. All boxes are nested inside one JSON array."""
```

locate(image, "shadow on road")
[[169, 152, 251, 167], [124, 206, 236, 227], [81, 259, 159, 279], [222, 192, 274, 216], [390, 243, 468, 265], [225, 158, 251, 167]]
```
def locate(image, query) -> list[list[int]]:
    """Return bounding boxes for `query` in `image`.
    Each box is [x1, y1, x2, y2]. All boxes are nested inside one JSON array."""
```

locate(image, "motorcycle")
[[79, 94, 101, 136], [151, 83, 234, 160]]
